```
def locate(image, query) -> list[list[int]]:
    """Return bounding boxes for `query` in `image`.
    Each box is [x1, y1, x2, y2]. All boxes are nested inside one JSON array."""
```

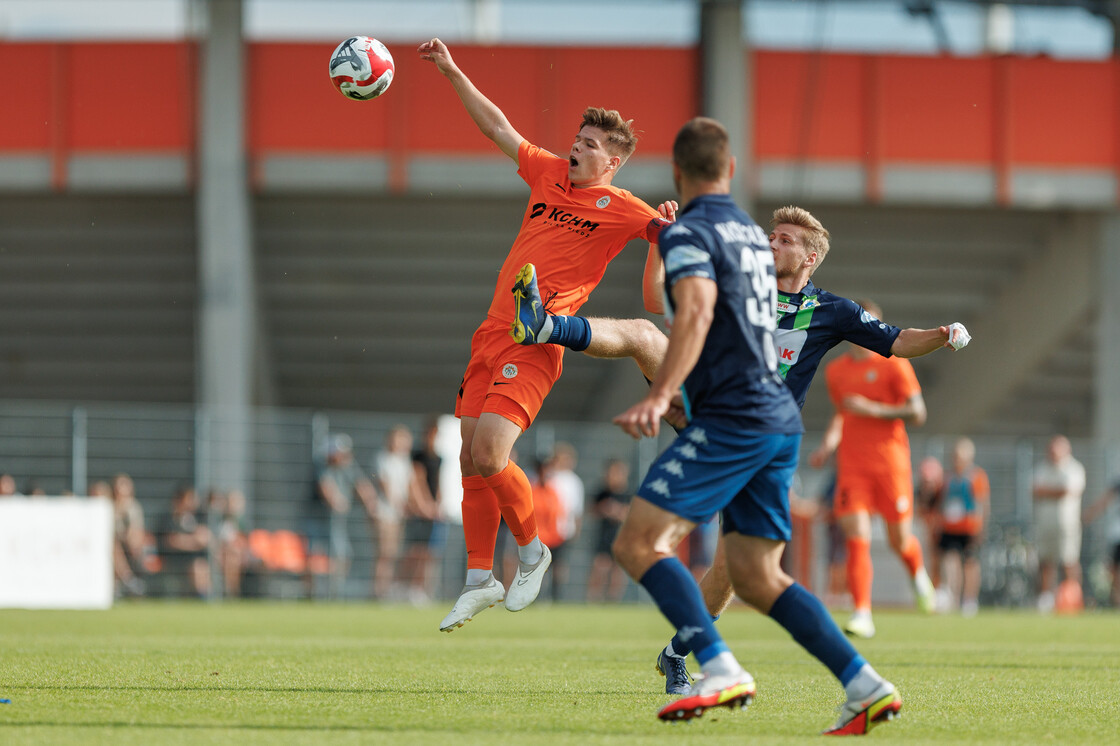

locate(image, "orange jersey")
[[825, 352, 922, 475], [484, 140, 664, 322]]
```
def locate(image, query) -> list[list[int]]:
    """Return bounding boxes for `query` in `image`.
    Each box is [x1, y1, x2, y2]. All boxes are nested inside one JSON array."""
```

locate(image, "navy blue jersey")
[[659, 194, 801, 434], [774, 280, 902, 409]]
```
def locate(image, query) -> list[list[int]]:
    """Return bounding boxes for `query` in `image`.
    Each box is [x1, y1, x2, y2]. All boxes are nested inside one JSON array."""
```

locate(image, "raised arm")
[[417, 38, 524, 162], [643, 201, 677, 314]]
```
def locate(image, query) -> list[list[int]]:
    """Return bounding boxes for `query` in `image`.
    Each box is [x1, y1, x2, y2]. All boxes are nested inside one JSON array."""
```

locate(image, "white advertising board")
[[0, 497, 114, 609]]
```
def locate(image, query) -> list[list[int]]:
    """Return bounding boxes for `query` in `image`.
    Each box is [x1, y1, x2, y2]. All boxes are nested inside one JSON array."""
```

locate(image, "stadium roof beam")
[[700, 0, 751, 209], [1096, 214, 1120, 450], [196, 0, 266, 495], [585, 0, 755, 422]]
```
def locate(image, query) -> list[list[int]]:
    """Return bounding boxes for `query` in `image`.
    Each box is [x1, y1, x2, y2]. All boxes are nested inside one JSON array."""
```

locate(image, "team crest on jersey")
[[502, 364, 518, 379], [800, 297, 820, 311], [596, 195, 611, 208]]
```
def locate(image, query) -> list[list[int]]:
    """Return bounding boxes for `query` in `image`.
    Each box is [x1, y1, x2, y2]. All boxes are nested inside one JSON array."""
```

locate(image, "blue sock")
[[640, 558, 728, 665], [669, 613, 719, 657], [768, 583, 865, 685], [547, 315, 592, 352]]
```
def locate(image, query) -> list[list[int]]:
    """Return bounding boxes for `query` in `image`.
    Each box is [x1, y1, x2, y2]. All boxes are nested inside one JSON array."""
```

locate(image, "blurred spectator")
[[88, 480, 113, 500], [1083, 477, 1120, 607], [211, 489, 250, 598], [937, 438, 989, 616], [311, 433, 378, 597], [1032, 435, 1085, 613], [402, 418, 442, 605], [0, 473, 18, 496], [915, 455, 946, 593], [586, 458, 631, 603], [545, 442, 585, 600], [529, 458, 565, 599], [372, 425, 421, 599], [111, 473, 147, 597], [23, 480, 46, 496], [158, 485, 212, 598]]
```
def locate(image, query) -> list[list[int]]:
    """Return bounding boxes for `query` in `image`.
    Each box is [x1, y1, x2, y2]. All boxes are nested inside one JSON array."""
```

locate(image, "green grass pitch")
[[1, 602, 1118, 745]]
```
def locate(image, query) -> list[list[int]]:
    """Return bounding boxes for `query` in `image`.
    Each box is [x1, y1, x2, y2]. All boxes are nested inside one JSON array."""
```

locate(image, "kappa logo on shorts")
[[502, 363, 518, 379], [675, 443, 699, 460], [685, 428, 709, 446], [596, 195, 611, 208], [648, 478, 671, 498], [659, 459, 685, 478], [896, 495, 910, 513]]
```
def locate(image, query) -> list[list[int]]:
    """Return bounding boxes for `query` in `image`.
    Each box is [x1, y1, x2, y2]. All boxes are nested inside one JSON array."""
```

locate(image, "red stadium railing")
[[1, 41, 1116, 203]]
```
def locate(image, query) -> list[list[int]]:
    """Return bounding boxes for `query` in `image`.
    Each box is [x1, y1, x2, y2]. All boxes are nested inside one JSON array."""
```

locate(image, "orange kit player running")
[[418, 38, 671, 632], [810, 299, 936, 638]]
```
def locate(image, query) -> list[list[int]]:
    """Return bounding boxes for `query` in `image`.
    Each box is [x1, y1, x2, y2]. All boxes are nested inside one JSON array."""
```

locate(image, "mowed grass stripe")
[[1, 603, 1118, 745]]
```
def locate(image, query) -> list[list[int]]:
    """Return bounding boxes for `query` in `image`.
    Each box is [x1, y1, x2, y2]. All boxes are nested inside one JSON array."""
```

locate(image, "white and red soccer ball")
[[329, 36, 394, 101]]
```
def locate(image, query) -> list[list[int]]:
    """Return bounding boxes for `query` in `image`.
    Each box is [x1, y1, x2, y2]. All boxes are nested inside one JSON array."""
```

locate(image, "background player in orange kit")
[[417, 38, 672, 632], [809, 299, 936, 638]]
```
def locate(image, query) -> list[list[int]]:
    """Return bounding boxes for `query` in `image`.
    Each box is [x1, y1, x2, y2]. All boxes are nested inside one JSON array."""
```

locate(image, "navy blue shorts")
[[635, 418, 801, 542]]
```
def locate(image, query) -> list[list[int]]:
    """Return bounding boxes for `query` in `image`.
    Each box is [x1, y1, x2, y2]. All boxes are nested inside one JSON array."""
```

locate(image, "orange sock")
[[483, 460, 538, 546], [899, 533, 924, 577], [846, 537, 873, 612], [461, 474, 500, 570]]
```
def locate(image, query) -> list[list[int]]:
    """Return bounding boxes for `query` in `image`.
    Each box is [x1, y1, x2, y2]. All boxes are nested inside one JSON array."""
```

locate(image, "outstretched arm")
[[417, 38, 524, 161], [891, 323, 970, 357]]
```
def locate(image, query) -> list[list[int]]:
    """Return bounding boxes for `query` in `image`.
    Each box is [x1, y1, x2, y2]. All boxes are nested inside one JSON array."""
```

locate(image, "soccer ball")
[[329, 36, 394, 101]]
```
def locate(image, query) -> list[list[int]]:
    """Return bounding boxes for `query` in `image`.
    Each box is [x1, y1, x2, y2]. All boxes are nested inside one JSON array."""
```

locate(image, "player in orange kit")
[[809, 299, 937, 638], [417, 38, 672, 632]]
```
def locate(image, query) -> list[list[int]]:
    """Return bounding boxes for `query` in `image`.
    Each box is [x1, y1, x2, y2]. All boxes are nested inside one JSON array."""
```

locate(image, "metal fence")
[[1, 399, 1117, 608]]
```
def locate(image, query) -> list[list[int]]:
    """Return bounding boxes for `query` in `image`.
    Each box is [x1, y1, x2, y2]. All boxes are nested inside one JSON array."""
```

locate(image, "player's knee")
[[465, 440, 507, 477], [458, 447, 479, 477], [611, 533, 646, 578], [728, 559, 787, 609]]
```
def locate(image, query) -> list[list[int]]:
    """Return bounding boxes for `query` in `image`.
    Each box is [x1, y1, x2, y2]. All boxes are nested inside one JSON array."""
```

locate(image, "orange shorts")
[[833, 467, 914, 522], [454, 319, 564, 431]]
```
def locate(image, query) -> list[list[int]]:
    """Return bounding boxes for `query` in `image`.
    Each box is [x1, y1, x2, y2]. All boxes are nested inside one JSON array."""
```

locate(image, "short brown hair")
[[770, 205, 831, 270], [672, 117, 730, 181], [580, 107, 639, 162]]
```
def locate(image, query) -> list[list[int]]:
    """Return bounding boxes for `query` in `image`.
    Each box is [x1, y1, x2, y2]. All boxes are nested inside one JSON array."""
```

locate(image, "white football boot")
[[504, 544, 552, 612], [439, 576, 505, 632]]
